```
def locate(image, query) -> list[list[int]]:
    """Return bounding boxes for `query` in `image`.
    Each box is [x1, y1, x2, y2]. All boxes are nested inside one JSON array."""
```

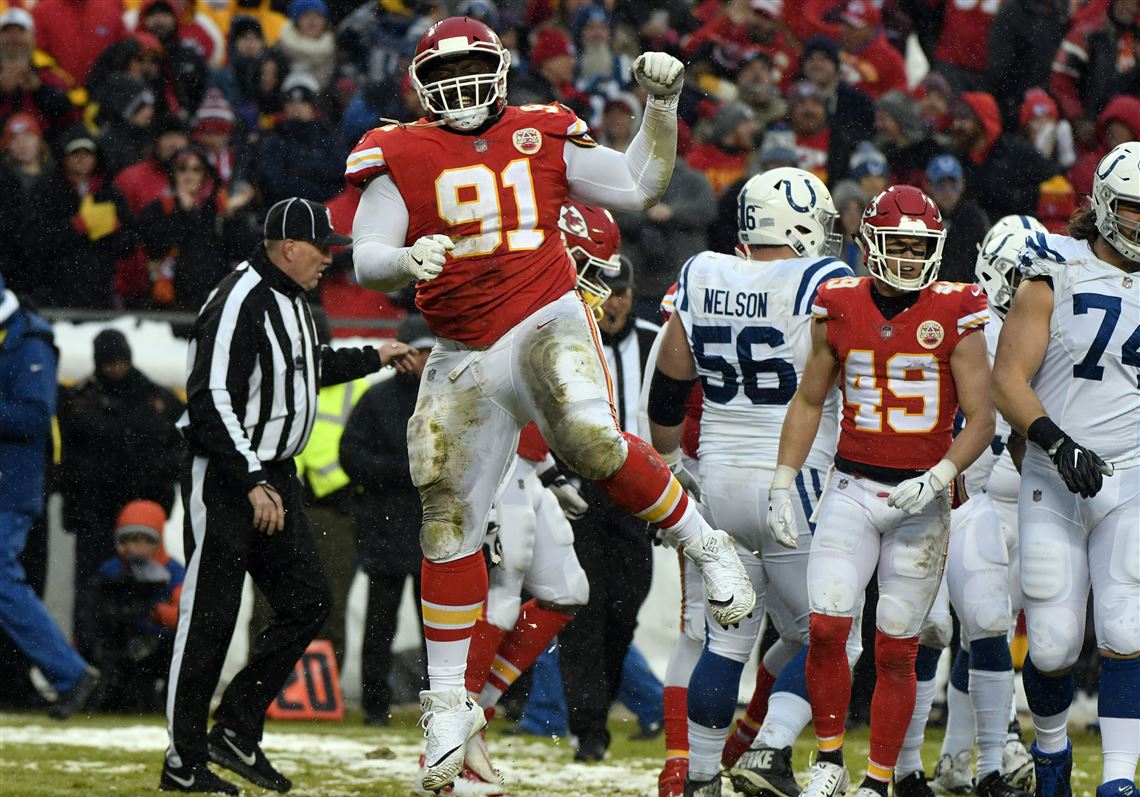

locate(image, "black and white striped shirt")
[[179, 248, 382, 489]]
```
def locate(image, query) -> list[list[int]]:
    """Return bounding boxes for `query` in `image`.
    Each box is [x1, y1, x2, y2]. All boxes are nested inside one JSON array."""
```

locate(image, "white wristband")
[[771, 464, 797, 491], [930, 458, 958, 488], [660, 448, 682, 470]]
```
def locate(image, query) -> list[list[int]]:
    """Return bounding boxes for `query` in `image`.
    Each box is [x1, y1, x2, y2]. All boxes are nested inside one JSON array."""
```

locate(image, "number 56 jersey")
[[345, 104, 595, 346], [674, 251, 853, 470], [813, 276, 988, 473]]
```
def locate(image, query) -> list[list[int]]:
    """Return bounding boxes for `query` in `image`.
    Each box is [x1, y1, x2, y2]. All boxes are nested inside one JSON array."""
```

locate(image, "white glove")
[[399, 234, 453, 282], [766, 465, 800, 549], [541, 469, 589, 520], [661, 448, 701, 501], [887, 458, 958, 515], [633, 52, 684, 99]]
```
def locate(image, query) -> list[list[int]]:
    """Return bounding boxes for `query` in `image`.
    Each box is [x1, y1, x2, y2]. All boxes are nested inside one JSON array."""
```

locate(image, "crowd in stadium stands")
[[0, 0, 1132, 321], [0, 0, 1129, 716]]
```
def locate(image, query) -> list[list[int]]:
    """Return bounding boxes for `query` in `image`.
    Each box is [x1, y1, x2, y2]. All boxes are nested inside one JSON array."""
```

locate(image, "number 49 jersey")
[[813, 276, 989, 473], [674, 251, 853, 469], [345, 104, 595, 346], [1019, 233, 1140, 465]]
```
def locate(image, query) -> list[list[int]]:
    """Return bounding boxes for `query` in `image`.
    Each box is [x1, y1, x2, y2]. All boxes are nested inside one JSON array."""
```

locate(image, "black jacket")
[[938, 199, 989, 284], [339, 372, 422, 576], [962, 134, 1057, 220], [826, 83, 876, 183], [255, 118, 345, 204], [986, 0, 1069, 129]]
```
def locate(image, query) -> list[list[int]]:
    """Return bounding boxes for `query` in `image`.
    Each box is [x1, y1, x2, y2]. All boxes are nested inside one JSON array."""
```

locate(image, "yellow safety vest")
[[295, 378, 371, 499]]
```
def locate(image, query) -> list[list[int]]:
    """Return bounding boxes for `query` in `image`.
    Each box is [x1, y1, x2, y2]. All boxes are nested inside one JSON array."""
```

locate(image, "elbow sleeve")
[[647, 368, 697, 427]]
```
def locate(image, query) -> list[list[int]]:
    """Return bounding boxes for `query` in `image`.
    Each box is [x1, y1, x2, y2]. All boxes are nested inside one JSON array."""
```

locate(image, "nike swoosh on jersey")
[[427, 743, 464, 769], [224, 735, 257, 767], [167, 772, 195, 788]]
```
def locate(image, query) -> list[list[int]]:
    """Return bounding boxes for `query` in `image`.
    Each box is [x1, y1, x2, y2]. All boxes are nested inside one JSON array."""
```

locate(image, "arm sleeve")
[[319, 345, 382, 387], [565, 96, 678, 211], [184, 294, 266, 488], [351, 173, 413, 292]]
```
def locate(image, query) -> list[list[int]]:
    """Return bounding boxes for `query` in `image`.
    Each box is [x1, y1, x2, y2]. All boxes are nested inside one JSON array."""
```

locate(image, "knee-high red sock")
[[807, 613, 854, 752], [465, 617, 507, 699], [480, 600, 572, 707], [595, 433, 700, 543], [421, 553, 488, 692], [867, 631, 920, 782], [664, 685, 689, 763]]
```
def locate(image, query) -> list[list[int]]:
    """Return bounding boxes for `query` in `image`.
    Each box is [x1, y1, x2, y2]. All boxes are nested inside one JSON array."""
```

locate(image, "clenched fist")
[[633, 52, 684, 99], [400, 234, 453, 282]]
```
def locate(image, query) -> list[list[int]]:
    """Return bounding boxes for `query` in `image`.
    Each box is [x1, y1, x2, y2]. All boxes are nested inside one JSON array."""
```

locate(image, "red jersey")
[[812, 276, 988, 472], [932, 0, 998, 73], [345, 103, 595, 346]]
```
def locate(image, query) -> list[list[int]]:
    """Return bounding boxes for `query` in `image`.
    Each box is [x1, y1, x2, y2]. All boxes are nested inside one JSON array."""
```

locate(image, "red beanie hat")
[[1019, 88, 1058, 129], [531, 28, 575, 71], [115, 500, 166, 544]]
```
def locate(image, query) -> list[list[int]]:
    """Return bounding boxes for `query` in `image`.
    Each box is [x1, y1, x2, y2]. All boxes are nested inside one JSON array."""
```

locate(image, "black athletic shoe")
[[895, 771, 937, 797], [159, 762, 239, 794], [730, 745, 801, 797], [573, 734, 607, 763], [48, 667, 101, 720], [207, 725, 292, 793], [976, 771, 1034, 797]]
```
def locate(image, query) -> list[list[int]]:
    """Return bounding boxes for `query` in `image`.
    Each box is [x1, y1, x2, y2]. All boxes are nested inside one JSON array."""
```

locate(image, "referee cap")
[[264, 197, 352, 247]]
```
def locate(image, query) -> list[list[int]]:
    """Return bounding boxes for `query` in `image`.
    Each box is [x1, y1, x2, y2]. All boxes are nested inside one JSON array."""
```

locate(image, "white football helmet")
[[410, 17, 510, 131], [1091, 140, 1140, 264], [975, 214, 1048, 317], [736, 167, 841, 258]]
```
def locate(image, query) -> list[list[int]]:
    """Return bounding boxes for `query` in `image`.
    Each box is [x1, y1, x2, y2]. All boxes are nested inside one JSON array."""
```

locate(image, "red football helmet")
[[410, 17, 510, 131], [558, 200, 622, 316], [860, 185, 946, 291]]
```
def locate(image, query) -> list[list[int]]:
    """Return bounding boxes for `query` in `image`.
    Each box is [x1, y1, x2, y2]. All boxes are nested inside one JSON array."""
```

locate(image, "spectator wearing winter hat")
[[1066, 94, 1140, 198], [278, 0, 336, 93], [838, 0, 906, 100], [848, 139, 891, 198], [510, 27, 590, 117], [684, 0, 798, 90], [985, 0, 1068, 132], [208, 15, 265, 118], [924, 153, 989, 283], [875, 90, 944, 187], [571, 3, 634, 126], [597, 93, 641, 152], [255, 71, 343, 204], [135, 0, 208, 124], [1018, 87, 1076, 170], [95, 73, 158, 178], [192, 89, 253, 203], [786, 80, 832, 182], [798, 35, 875, 179], [86, 31, 165, 117], [0, 7, 88, 112], [2, 112, 49, 193], [686, 101, 758, 196], [914, 71, 954, 135], [0, 42, 76, 150], [25, 125, 135, 309], [736, 51, 787, 130], [951, 91, 1057, 220], [74, 499, 184, 713]]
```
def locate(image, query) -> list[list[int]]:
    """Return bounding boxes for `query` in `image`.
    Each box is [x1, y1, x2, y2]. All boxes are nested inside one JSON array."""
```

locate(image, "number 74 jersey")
[[813, 276, 989, 472]]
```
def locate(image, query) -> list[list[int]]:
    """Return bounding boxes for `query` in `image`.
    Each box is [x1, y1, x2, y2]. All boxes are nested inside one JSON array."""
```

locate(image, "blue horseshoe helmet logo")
[[784, 178, 817, 213]]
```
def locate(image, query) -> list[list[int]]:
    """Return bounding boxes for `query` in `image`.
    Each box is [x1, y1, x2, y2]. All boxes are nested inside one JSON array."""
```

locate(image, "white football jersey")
[[674, 251, 852, 469], [1018, 232, 1140, 466], [963, 314, 1016, 496]]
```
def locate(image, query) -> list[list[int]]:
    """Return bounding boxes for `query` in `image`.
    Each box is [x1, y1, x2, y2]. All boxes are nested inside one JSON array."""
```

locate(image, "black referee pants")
[[166, 456, 331, 768]]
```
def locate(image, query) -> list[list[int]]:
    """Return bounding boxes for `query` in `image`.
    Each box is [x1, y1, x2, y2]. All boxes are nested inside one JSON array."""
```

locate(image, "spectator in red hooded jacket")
[[1067, 94, 1140, 197], [684, 0, 798, 90], [135, 0, 208, 124], [838, 0, 907, 100], [951, 90, 1058, 219], [31, 0, 127, 85]]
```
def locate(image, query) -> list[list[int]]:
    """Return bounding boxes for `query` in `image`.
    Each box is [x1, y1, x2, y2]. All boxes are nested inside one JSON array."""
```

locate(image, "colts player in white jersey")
[[992, 141, 1140, 797], [926, 215, 1048, 797], [647, 167, 853, 797]]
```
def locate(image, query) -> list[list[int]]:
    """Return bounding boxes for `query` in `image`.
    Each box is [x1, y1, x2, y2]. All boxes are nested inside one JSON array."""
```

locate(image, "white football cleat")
[[1002, 738, 1034, 792], [464, 727, 503, 791], [800, 762, 849, 797], [684, 530, 756, 627], [418, 687, 488, 792], [931, 751, 974, 795]]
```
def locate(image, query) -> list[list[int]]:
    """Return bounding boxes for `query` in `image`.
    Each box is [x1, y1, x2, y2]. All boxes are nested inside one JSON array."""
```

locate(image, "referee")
[[161, 197, 417, 795]]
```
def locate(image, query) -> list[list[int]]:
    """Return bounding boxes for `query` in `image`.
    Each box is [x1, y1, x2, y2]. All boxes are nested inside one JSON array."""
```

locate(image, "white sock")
[[668, 501, 705, 548], [942, 682, 976, 758], [757, 692, 812, 750], [971, 668, 1014, 776], [1100, 716, 1140, 783], [1030, 709, 1069, 755], [689, 720, 729, 780], [896, 676, 939, 779], [426, 639, 470, 692]]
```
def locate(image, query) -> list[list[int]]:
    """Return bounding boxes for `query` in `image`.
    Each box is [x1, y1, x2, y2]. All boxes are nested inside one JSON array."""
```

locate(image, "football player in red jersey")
[[345, 17, 756, 792], [766, 185, 996, 797]]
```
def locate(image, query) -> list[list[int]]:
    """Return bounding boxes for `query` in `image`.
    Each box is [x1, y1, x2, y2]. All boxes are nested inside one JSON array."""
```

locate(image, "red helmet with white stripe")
[[860, 185, 946, 291], [410, 17, 510, 131], [558, 200, 622, 315]]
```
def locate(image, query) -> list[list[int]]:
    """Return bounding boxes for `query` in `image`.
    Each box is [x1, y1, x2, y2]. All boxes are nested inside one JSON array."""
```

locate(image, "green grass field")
[[0, 710, 1105, 797]]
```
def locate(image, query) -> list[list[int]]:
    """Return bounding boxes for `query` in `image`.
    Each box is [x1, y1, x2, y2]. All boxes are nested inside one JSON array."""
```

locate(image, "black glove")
[[1028, 417, 1113, 498]]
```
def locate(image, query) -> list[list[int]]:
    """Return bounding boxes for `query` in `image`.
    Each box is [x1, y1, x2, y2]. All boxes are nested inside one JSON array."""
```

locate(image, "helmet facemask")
[[571, 246, 619, 320], [863, 227, 945, 291], [411, 46, 510, 131], [1095, 193, 1140, 264]]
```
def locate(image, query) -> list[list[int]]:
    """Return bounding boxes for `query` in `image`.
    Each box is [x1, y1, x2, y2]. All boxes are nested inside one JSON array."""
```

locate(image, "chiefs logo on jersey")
[[513, 127, 542, 154], [917, 320, 945, 349]]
